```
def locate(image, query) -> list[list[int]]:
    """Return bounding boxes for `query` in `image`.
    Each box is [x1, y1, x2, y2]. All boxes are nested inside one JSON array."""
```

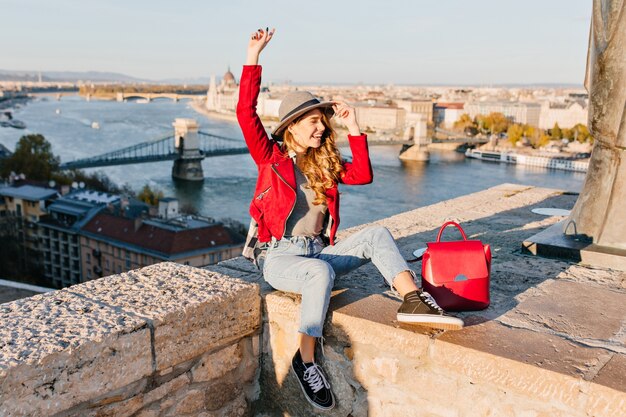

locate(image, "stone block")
[[0, 290, 151, 417], [502, 279, 626, 341], [438, 320, 613, 381], [205, 381, 242, 411], [198, 391, 248, 417], [66, 263, 261, 371], [592, 354, 626, 392], [433, 336, 587, 411], [191, 342, 242, 383], [583, 382, 626, 417], [143, 372, 190, 407], [170, 388, 205, 415]]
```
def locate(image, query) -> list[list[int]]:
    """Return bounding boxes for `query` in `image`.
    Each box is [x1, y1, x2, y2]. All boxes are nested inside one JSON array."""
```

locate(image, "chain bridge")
[[58, 119, 249, 181], [58, 118, 489, 181]]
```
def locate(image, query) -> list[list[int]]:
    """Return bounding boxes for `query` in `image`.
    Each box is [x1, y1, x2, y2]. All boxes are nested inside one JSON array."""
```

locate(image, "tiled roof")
[[81, 213, 244, 256]]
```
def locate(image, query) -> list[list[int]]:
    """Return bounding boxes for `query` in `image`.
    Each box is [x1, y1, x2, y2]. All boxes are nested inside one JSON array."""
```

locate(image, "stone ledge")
[[0, 262, 262, 417], [208, 184, 626, 416]]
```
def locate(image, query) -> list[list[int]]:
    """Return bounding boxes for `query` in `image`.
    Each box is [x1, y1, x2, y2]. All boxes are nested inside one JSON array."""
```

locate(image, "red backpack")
[[421, 221, 491, 311]]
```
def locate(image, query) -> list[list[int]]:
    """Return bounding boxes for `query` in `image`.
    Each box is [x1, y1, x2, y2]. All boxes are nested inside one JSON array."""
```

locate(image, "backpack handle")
[[436, 221, 468, 242]]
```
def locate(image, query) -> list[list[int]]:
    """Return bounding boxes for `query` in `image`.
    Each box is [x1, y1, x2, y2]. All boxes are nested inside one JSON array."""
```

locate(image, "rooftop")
[[81, 212, 244, 257], [0, 185, 57, 201]]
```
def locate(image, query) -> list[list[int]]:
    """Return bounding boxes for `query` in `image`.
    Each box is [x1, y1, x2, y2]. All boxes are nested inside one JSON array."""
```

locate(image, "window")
[[86, 253, 91, 264], [125, 252, 131, 268], [105, 259, 110, 270], [117, 265, 122, 274], [87, 270, 92, 279]]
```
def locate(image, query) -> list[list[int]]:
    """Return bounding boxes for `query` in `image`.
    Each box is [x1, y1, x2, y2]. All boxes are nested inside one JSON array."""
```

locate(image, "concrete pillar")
[[172, 118, 205, 181], [399, 114, 431, 161], [116, 92, 124, 102]]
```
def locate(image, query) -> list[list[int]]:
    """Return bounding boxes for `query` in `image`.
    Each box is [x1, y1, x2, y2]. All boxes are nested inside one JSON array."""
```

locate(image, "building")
[[38, 190, 120, 288], [395, 99, 434, 124], [464, 101, 542, 127], [354, 105, 406, 131], [79, 209, 245, 281], [433, 103, 465, 128], [206, 67, 240, 113], [0, 185, 58, 278], [539, 101, 588, 129]]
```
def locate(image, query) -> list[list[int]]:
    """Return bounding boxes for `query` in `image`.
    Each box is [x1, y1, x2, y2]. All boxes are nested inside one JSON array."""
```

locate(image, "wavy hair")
[[282, 110, 345, 205]]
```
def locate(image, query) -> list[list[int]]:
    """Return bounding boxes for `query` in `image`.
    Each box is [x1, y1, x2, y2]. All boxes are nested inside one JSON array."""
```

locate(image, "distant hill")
[[0, 70, 149, 83]]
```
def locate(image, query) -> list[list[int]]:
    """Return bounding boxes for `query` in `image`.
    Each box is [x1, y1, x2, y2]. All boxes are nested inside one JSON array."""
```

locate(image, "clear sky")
[[1, 0, 592, 85]]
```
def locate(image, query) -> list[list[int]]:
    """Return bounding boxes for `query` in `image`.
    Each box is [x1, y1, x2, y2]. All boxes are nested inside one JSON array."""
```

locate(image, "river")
[[0, 94, 586, 229]]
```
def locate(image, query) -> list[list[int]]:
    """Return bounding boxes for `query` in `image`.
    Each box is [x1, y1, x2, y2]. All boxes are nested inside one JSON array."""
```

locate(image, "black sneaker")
[[291, 349, 335, 410], [397, 290, 464, 330]]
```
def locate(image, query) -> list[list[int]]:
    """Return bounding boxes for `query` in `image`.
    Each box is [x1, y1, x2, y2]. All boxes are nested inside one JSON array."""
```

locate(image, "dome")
[[223, 67, 236, 84]]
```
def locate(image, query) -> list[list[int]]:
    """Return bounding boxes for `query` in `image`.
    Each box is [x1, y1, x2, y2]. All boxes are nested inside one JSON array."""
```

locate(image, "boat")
[[0, 119, 27, 129], [91, 122, 100, 129], [465, 149, 588, 173], [55, 109, 62, 115]]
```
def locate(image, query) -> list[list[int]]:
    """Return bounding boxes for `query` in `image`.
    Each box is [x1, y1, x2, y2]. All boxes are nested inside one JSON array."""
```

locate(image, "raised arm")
[[332, 101, 373, 185], [236, 28, 276, 165]]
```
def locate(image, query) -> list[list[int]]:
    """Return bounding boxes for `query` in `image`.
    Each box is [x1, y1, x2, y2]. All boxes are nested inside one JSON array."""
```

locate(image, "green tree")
[[137, 184, 164, 206], [0, 134, 60, 181], [551, 123, 563, 140]]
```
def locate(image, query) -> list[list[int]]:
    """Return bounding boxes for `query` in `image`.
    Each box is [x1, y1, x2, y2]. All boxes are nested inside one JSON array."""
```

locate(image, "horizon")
[[2, 0, 591, 85]]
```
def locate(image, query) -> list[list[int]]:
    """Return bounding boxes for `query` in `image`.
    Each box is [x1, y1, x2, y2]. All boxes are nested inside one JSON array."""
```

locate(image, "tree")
[[551, 123, 563, 140], [507, 124, 524, 145], [137, 184, 164, 206], [485, 112, 510, 135], [0, 134, 60, 181], [530, 133, 551, 149], [572, 123, 591, 143], [453, 113, 476, 131]]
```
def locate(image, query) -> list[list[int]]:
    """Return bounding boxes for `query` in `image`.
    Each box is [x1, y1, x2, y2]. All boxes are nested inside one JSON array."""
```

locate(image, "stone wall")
[[2, 184, 624, 417], [0, 263, 261, 417], [210, 184, 626, 417]]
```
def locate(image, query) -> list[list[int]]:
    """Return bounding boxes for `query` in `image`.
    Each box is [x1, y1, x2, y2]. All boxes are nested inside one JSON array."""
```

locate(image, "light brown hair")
[[283, 111, 345, 205]]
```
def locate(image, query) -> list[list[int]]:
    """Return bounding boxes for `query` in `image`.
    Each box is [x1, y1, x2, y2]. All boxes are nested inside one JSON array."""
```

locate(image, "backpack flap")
[[423, 240, 489, 285]]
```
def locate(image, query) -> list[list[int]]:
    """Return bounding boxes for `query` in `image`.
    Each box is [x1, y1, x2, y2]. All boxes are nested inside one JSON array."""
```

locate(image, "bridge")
[[115, 92, 202, 102], [58, 118, 488, 180], [59, 119, 248, 181]]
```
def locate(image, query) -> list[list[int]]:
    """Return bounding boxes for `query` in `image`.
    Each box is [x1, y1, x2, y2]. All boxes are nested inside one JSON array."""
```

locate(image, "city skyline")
[[2, 1, 591, 85]]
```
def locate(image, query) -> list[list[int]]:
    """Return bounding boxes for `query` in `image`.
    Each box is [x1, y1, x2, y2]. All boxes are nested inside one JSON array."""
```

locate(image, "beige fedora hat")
[[271, 91, 334, 140]]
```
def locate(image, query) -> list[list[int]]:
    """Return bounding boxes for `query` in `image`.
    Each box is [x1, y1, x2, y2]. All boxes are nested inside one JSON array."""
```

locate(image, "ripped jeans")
[[262, 225, 414, 337]]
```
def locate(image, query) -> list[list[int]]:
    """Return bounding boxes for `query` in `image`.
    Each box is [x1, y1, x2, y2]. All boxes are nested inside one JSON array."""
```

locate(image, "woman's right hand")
[[246, 27, 276, 65]]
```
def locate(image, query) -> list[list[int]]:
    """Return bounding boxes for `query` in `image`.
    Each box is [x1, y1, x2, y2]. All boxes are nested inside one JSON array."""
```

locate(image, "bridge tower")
[[399, 114, 431, 162], [172, 118, 205, 181]]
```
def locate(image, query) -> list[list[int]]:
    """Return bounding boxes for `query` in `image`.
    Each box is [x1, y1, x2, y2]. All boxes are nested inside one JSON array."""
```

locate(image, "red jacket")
[[236, 65, 373, 245]]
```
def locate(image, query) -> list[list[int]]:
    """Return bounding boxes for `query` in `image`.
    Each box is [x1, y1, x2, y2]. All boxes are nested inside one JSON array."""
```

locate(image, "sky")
[[1, 0, 592, 85]]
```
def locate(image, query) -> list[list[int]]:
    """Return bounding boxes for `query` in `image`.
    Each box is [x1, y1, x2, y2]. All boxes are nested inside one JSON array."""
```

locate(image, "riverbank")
[[0, 96, 31, 112], [189, 99, 238, 124]]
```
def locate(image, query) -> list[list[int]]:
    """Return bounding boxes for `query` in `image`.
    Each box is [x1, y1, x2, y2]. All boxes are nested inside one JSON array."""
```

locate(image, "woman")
[[237, 27, 463, 411]]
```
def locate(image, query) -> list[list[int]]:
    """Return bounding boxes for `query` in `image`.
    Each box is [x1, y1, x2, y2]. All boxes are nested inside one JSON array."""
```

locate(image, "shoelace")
[[420, 291, 444, 313], [303, 363, 330, 393]]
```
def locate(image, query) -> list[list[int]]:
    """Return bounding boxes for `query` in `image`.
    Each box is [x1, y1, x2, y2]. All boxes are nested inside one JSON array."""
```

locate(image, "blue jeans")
[[262, 225, 413, 337]]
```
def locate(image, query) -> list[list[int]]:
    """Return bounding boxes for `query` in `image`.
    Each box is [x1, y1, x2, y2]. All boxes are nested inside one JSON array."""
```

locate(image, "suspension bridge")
[[58, 118, 488, 180]]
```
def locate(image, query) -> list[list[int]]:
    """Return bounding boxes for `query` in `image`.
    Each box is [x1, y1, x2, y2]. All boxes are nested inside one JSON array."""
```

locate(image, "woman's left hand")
[[332, 101, 360, 136]]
